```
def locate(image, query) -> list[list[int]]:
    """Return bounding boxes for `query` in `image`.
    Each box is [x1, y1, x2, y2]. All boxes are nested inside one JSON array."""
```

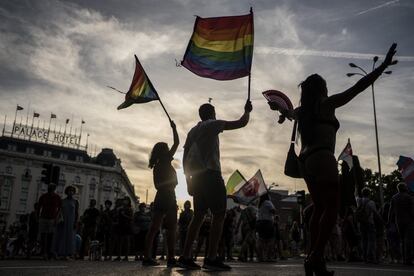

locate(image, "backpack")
[[355, 199, 370, 224]]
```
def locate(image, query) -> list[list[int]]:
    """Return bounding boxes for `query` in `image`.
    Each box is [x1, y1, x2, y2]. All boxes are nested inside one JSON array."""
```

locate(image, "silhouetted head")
[[139, 202, 146, 211], [47, 184, 57, 193], [361, 187, 371, 198], [299, 74, 327, 101], [199, 103, 216, 121], [259, 193, 270, 207], [104, 200, 112, 209], [123, 196, 131, 207], [397, 182, 408, 193], [64, 185, 76, 197], [149, 142, 169, 169], [90, 199, 97, 207], [184, 200, 191, 210]]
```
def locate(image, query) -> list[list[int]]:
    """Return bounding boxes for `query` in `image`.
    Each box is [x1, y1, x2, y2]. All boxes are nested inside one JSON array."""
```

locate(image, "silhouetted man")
[[178, 200, 193, 254], [179, 100, 252, 270], [388, 182, 414, 265], [80, 199, 100, 259], [38, 184, 61, 260]]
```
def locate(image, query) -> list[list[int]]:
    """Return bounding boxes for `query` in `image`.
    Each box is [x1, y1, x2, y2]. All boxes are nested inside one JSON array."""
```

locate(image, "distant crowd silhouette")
[[2, 44, 413, 276]]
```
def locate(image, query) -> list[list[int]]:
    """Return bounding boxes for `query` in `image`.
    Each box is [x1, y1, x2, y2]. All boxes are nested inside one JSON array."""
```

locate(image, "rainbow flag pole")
[[181, 8, 254, 100], [115, 55, 172, 122]]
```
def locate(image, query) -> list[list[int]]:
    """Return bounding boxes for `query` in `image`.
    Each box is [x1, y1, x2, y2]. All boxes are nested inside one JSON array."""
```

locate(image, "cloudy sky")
[[1, 0, 413, 204]]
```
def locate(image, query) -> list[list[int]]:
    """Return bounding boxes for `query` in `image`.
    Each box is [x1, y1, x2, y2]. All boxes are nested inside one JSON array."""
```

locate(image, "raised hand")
[[383, 43, 397, 67]]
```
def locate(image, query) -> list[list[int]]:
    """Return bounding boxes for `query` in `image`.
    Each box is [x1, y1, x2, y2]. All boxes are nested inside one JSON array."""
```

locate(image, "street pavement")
[[0, 258, 413, 276]]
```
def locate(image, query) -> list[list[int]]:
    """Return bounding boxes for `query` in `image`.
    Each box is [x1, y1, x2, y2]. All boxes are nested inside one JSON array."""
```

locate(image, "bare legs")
[[182, 211, 225, 260], [144, 211, 177, 260], [304, 151, 340, 262]]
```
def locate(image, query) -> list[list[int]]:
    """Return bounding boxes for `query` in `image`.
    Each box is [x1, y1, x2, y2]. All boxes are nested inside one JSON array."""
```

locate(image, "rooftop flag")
[[338, 138, 353, 170], [181, 9, 254, 81], [396, 155, 414, 192], [117, 55, 159, 110], [226, 170, 247, 195]]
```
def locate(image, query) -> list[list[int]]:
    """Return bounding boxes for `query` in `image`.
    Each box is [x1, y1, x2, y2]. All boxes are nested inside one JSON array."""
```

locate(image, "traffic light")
[[296, 190, 306, 205], [41, 163, 53, 184], [51, 166, 60, 185]]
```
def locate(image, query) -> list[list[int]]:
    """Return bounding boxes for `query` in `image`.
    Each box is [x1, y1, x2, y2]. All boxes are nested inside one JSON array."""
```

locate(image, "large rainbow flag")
[[118, 55, 159, 110], [181, 10, 254, 80]]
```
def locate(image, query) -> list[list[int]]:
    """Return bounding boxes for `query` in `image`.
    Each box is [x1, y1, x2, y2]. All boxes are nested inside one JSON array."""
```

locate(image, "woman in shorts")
[[270, 44, 397, 275], [142, 120, 179, 267]]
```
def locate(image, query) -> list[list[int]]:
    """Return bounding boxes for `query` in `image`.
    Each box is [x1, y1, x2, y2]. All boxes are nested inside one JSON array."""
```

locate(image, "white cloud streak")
[[257, 46, 414, 62]]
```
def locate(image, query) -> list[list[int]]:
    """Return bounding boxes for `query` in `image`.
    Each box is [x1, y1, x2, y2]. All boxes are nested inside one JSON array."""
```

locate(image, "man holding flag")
[[180, 100, 252, 270]]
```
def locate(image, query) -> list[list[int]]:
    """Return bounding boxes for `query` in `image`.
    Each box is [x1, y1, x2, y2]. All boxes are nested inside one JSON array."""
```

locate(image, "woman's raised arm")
[[324, 43, 397, 110]]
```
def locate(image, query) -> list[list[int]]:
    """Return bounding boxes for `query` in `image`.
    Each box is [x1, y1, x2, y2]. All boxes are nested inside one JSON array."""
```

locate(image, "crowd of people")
[[1, 182, 413, 269]]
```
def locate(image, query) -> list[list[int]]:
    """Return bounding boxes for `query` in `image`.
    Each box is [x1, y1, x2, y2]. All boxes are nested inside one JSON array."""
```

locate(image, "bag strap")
[[290, 120, 298, 144]]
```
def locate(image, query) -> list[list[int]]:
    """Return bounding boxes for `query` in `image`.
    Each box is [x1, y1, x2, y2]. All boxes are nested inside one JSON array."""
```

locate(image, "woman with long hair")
[[142, 120, 179, 267], [270, 44, 397, 275]]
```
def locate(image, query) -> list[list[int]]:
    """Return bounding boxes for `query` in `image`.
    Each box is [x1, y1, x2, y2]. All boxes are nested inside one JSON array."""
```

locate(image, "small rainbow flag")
[[181, 10, 254, 81], [117, 55, 159, 110]]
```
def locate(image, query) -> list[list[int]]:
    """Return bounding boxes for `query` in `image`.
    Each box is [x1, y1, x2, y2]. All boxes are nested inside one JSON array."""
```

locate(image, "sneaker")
[[177, 256, 201, 270], [142, 258, 160, 266], [167, 258, 178, 268], [202, 258, 232, 271]]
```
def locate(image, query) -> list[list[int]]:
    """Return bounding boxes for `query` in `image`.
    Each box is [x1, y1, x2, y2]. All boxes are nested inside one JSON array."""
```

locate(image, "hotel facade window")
[[0, 178, 13, 211], [89, 178, 96, 199], [19, 169, 31, 213], [60, 153, 68, 160], [43, 150, 52, 157], [7, 144, 16, 151], [56, 173, 66, 195]]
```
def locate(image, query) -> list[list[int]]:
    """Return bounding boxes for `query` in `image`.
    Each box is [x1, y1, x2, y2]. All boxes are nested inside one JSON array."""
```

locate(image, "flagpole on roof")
[[12, 105, 19, 137], [2, 115, 6, 136], [78, 119, 85, 149]]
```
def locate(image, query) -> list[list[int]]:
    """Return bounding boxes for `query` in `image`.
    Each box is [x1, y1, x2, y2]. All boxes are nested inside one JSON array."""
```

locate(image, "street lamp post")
[[347, 58, 392, 208]]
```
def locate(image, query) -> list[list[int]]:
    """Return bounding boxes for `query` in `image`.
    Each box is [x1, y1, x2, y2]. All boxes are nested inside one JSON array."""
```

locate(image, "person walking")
[[388, 182, 414, 265], [142, 120, 180, 267], [55, 186, 79, 259], [179, 100, 252, 270], [268, 44, 397, 275]]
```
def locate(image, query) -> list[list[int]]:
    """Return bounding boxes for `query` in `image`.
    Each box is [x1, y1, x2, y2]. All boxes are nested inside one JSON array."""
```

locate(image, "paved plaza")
[[0, 258, 413, 276]]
